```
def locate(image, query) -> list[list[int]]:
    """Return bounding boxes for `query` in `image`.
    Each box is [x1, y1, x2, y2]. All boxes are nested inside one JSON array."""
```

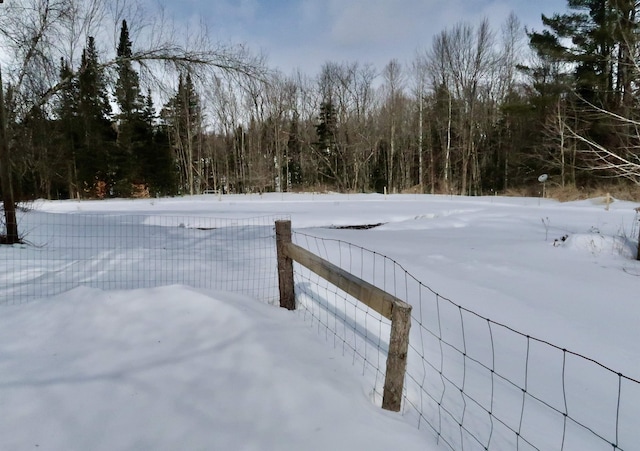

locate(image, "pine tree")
[[314, 99, 338, 185], [53, 58, 81, 198], [527, 1, 640, 184], [286, 112, 302, 188], [161, 72, 202, 194], [115, 20, 144, 119], [76, 37, 115, 198], [136, 90, 177, 196], [529, 0, 638, 111], [315, 100, 337, 154], [113, 19, 153, 197]]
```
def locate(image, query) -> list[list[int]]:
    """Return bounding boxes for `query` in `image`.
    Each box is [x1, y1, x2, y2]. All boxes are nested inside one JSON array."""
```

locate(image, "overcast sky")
[[165, 0, 568, 76]]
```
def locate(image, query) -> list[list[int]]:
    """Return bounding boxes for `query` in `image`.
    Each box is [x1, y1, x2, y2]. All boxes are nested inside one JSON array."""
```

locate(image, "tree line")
[[3, 0, 640, 213]]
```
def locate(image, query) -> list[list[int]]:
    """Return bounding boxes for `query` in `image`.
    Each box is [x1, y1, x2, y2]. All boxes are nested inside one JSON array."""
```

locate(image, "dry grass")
[[500, 183, 640, 202], [546, 184, 640, 202]]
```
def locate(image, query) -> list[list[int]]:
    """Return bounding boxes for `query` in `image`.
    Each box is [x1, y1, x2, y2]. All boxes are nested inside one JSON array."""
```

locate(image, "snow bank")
[[0, 286, 432, 451]]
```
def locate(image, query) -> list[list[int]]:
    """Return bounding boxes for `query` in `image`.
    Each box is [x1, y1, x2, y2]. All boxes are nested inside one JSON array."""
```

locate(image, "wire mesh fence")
[[291, 230, 640, 451], [3, 212, 639, 450], [0, 211, 285, 305]]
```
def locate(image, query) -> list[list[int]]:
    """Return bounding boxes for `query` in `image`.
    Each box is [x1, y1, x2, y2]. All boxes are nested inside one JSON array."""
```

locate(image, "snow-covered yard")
[[1, 193, 638, 450]]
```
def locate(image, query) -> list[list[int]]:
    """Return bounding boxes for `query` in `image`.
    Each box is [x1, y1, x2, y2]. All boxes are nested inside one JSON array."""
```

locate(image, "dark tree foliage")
[[137, 92, 178, 196], [315, 100, 337, 155], [54, 58, 81, 198], [112, 20, 147, 196], [5, 4, 640, 205], [527, 0, 640, 183], [314, 99, 339, 185], [161, 71, 202, 193], [286, 112, 302, 188], [529, 0, 637, 110], [115, 20, 143, 119], [77, 37, 116, 198]]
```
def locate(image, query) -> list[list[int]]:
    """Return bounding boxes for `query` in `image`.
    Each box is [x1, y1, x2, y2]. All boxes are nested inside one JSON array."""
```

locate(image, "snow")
[[0, 286, 427, 450], [1, 193, 639, 450]]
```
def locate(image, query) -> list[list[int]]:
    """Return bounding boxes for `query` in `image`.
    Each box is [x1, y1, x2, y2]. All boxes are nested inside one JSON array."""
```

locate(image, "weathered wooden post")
[[275, 220, 296, 310], [637, 224, 640, 261], [636, 207, 640, 261], [382, 301, 412, 412], [276, 219, 412, 412]]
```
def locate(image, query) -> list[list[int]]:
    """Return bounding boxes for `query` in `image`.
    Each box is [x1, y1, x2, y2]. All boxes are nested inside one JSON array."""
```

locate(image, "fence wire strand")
[[291, 230, 640, 451]]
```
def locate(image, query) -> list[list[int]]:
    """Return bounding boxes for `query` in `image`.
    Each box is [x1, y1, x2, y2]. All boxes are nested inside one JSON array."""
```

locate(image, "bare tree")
[[495, 13, 524, 190], [558, 93, 640, 260], [312, 61, 377, 191], [411, 54, 431, 193], [425, 31, 454, 193], [380, 59, 405, 193], [566, 100, 640, 185]]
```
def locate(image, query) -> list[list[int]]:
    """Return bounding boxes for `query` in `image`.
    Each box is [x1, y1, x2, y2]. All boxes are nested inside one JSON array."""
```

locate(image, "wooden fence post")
[[275, 220, 296, 310], [277, 219, 412, 412], [637, 223, 640, 261], [636, 207, 640, 261], [382, 302, 412, 412]]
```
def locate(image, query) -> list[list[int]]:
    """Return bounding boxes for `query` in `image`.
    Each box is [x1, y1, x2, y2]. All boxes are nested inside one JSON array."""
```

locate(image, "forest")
[[2, 0, 640, 206]]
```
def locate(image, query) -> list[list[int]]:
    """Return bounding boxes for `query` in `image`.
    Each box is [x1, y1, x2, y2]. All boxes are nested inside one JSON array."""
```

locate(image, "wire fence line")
[[0, 212, 285, 305], [2, 213, 639, 450], [290, 230, 640, 451]]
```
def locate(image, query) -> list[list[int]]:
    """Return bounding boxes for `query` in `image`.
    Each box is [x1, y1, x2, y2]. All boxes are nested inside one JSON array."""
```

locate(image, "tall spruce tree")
[[77, 37, 115, 198], [113, 19, 154, 196], [115, 20, 143, 120], [314, 99, 338, 185], [286, 112, 302, 188], [139, 90, 177, 196], [55, 58, 81, 198]]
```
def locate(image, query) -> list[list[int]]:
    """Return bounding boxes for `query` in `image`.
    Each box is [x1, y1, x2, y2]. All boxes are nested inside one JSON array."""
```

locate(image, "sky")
[[165, 0, 568, 76]]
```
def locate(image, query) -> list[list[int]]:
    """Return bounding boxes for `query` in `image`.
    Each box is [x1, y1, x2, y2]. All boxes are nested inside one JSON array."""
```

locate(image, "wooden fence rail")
[[275, 220, 412, 412]]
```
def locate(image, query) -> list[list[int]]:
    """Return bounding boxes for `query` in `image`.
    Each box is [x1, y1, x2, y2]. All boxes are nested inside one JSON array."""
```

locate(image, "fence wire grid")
[[3, 213, 639, 451], [0, 212, 285, 305], [291, 230, 640, 451]]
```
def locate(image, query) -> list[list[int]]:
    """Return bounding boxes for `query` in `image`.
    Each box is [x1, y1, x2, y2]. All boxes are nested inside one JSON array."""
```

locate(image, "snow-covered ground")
[[1, 193, 638, 450]]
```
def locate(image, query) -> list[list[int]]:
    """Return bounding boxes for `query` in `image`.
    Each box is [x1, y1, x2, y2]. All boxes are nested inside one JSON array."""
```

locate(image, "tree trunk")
[[418, 94, 424, 192], [444, 94, 452, 193], [0, 67, 19, 244]]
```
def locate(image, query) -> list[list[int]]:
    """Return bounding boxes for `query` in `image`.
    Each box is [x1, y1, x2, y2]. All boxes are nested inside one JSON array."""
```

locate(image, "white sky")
[[165, 0, 568, 75]]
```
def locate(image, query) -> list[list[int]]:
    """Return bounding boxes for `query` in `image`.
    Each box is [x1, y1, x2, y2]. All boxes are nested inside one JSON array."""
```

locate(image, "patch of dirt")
[[329, 223, 385, 230]]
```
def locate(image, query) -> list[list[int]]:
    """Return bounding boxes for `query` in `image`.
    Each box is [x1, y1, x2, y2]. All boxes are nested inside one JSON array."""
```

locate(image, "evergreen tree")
[[161, 72, 202, 194], [113, 19, 153, 196], [76, 37, 115, 198], [527, 1, 640, 184], [529, 0, 638, 110], [53, 58, 81, 198], [314, 99, 338, 185], [115, 20, 144, 119], [286, 112, 302, 188], [137, 91, 178, 196], [152, 123, 179, 195], [315, 100, 337, 154]]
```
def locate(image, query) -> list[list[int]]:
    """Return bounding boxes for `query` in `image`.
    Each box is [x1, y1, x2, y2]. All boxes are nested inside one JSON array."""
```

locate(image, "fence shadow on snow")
[[290, 230, 640, 451]]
